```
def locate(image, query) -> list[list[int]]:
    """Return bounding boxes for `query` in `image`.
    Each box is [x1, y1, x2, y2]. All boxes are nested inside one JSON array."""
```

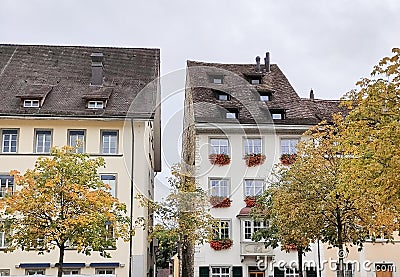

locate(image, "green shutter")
[[274, 267, 285, 277], [233, 266, 243, 277], [199, 266, 209, 277], [306, 267, 317, 277]]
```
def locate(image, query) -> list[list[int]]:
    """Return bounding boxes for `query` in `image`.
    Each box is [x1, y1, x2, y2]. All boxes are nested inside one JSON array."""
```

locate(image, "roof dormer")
[[16, 84, 53, 108], [82, 87, 113, 109]]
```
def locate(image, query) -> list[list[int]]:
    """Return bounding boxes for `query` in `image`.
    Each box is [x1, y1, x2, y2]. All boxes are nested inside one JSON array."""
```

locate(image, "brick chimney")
[[90, 53, 104, 86], [264, 52, 270, 73], [310, 89, 315, 100], [255, 56, 261, 72]]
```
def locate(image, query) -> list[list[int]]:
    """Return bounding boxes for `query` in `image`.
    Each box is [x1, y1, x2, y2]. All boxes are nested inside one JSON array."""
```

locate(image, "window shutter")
[[233, 266, 243, 277], [199, 266, 209, 277], [274, 267, 285, 277], [306, 267, 317, 277]]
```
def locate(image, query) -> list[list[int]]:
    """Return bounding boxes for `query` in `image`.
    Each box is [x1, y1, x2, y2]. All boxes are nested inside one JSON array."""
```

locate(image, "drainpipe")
[[129, 118, 135, 277]]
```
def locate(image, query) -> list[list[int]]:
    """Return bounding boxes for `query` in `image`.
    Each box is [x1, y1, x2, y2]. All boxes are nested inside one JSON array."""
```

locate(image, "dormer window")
[[226, 108, 238, 119], [250, 77, 262, 85], [210, 75, 224, 84], [270, 109, 285, 120], [88, 100, 104, 109], [216, 92, 230, 101], [23, 99, 40, 108], [259, 91, 272, 101]]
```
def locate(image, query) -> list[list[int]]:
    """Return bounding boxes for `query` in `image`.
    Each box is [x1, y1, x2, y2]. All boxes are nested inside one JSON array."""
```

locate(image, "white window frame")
[[95, 268, 115, 274], [286, 267, 299, 277], [25, 269, 45, 275], [68, 130, 85, 153], [280, 138, 299, 155], [100, 174, 117, 197], [62, 268, 81, 275], [0, 231, 7, 249], [272, 113, 283, 120], [244, 179, 264, 197], [211, 266, 230, 277], [251, 79, 261, 85], [1, 129, 18, 153], [209, 179, 229, 197], [35, 130, 52, 154], [0, 175, 14, 198], [211, 75, 224, 84], [244, 138, 262, 155], [242, 219, 267, 241], [101, 130, 118, 154], [88, 100, 104, 109], [23, 99, 40, 108], [212, 220, 231, 240], [336, 263, 354, 277], [217, 92, 229, 101], [210, 138, 229, 155]]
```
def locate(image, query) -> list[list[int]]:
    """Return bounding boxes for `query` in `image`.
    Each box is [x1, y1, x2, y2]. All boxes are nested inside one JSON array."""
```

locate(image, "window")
[[23, 99, 40, 108], [63, 269, 80, 275], [68, 130, 85, 153], [244, 138, 262, 155], [226, 109, 238, 119], [286, 268, 299, 277], [2, 129, 18, 153], [0, 269, 10, 276], [0, 175, 14, 198], [259, 91, 272, 101], [96, 268, 115, 274], [211, 267, 230, 277], [101, 174, 116, 197], [210, 75, 224, 84], [280, 138, 299, 155], [35, 130, 52, 153], [0, 231, 8, 248], [336, 263, 353, 277], [212, 220, 230, 239], [88, 100, 104, 109], [217, 92, 230, 101], [101, 131, 118, 154], [243, 220, 266, 240], [250, 77, 262, 85], [25, 269, 45, 275], [210, 138, 229, 155], [270, 110, 285, 120], [244, 179, 264, 197], [210, 179, 229, 197]]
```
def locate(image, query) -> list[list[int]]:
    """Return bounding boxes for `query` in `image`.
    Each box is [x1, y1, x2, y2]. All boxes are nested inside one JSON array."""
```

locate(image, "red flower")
[[210, 196, 232, 208], [209, 238, 233, 250], [280, 153, 297, 166], [244, 154, 266, 167], [209, 154, 231, 166], [244, 196, 257, 207]]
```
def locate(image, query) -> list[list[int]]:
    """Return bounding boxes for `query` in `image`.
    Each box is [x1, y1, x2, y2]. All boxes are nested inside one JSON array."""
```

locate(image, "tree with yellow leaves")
[[0, 146, 131, 277]]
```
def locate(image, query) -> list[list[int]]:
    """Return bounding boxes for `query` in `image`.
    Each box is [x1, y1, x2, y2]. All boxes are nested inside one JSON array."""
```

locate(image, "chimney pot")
[[90, 53, 104, 86], [255, 56, 261, 72], [264, 52, 270, 73], [310, 89, 315, 100]]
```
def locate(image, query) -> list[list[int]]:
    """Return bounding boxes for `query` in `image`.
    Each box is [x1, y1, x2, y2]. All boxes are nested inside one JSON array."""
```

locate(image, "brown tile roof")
[[302, 99, 348, 122], [0, 44, 160, 118], [186, 60, 322, 125]]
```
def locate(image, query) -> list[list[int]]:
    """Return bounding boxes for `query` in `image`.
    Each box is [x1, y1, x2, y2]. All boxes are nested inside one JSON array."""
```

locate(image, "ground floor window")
[[25, 269, 45, 275], [0, 269, 10, 276], [286, 267, 299, 277], [63, 268, 80, 275], [211, 267, 230, 277], [336, 263, 353, 277], [96, 268, 115, 274]]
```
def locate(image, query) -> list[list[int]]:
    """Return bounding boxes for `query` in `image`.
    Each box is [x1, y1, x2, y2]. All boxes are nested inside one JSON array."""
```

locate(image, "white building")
[[183, 54, 344, 277], [0, 44, 161, 276]]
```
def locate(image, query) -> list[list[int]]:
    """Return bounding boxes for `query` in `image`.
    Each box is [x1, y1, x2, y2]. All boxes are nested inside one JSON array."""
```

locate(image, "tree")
[[0, 146, 131, 277], [151, 225, 179, 269], [138, 164, 213, 277]]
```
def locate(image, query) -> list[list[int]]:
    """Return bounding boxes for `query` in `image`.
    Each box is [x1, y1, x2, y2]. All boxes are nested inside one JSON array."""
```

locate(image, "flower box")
[[210, 196, 232, 208], [285, 243, 297, 251], [244, 154, 266, 167], [209, 238, 233, 250], [244, 196, 257, 207], [209, 153, 231, 166], [280, 153, 297, 166]]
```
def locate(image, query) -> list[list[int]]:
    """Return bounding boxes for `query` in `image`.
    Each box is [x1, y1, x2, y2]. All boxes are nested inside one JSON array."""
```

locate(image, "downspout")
[[129, 118, 135, 277], [317, 239, 321, 277]]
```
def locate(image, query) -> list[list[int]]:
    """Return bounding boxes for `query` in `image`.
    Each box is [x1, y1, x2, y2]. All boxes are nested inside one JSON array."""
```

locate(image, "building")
[[182, 54, 347, 277], [0, 44, 161, 276]]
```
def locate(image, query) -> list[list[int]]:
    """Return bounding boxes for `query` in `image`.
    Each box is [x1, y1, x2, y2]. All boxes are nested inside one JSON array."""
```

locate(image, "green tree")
[[151, 225, 179, 269], [0, 146, 131, 277]]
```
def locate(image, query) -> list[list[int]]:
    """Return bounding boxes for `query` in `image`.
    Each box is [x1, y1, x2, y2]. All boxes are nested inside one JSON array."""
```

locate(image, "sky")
[[1, 0, 400, 199]]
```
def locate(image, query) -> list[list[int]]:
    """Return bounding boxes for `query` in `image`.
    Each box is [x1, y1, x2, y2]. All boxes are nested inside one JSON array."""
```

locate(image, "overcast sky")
[[1, 0, 400, 198]]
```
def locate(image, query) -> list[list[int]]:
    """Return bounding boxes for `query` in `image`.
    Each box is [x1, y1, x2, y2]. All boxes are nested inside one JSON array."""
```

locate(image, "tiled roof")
[[0, 44, 160, 118], [302, 99, 348, 122], [186, 60, 340, 125]]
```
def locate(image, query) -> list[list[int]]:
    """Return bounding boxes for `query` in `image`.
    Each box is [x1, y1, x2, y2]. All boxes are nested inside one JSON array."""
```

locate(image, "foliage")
[[244, 153, 266, 167], [209, 238, 233, 251], [209, 154, 231, 166], [0, 146, 131, 277], [151, 225, 179, 268], [209, 196, 232, 208], [280, 153, 297, 165]]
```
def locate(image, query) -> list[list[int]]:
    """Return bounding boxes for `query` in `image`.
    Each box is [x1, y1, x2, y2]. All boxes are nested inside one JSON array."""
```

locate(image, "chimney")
[[310, 89, 315, 100], [264, 52, 270, 73], [90, 53, 104, 86], [255, 56, 261, 72]]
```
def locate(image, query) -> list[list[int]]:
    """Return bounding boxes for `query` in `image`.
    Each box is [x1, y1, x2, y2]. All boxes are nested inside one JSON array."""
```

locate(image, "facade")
[[0, 44, 161, 276], [182, 54, 352, 277]]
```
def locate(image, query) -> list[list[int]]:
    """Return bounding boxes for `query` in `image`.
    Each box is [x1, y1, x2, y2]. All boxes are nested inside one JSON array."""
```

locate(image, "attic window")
[[270, 110, 285, 120], [88, 100, 104, 109], [23, 99, 40, 108], [216, 92, 230, 101], [250, 77, 262, 85], [210, 75, 224, 84], [226, 108, 239, 119], [259, 91, 272, 101]]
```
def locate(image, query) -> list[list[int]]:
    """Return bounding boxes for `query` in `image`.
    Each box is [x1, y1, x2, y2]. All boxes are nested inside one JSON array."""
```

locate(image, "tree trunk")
[[181, 236, 194, 277], [297, 247, 304, 277], [57, 244, 65, 277]]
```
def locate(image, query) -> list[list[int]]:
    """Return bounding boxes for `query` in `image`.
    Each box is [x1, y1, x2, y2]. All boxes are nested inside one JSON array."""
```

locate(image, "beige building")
[[0, 45, 161, 276], [182, 54, 397, 277]]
